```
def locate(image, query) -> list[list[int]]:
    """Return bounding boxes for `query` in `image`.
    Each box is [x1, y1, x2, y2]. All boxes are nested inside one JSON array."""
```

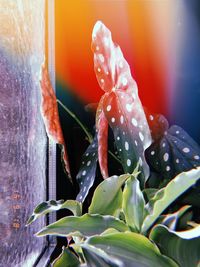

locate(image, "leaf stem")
[[57, 99, 93, 143]]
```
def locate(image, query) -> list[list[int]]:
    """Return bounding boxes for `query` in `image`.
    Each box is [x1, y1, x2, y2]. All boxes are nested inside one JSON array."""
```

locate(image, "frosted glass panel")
[[0, 1, 47, 266]]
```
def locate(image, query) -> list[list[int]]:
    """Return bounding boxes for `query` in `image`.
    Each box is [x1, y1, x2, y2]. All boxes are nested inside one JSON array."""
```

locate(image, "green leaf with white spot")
[[36, 214, 129, 237], [142, 167, 200, 233]]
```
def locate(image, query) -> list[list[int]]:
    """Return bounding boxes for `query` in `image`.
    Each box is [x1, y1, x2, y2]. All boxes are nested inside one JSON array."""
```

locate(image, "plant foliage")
[[28, 21, 200, 267]]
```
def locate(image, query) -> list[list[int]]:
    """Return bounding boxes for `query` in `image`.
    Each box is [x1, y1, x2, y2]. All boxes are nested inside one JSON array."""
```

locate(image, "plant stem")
[[108, 150, 121, 164], [57, 99, 93, 143], [57, 99, 121, 164]]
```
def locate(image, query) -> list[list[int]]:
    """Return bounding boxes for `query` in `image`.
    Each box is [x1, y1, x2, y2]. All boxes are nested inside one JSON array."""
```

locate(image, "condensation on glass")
[[0, 1, 47, 266]]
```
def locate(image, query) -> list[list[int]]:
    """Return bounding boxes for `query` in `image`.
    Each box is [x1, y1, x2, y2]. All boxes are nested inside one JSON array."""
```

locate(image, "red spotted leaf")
[[40, 66, 71, 178], [92, 21, 152, 182]]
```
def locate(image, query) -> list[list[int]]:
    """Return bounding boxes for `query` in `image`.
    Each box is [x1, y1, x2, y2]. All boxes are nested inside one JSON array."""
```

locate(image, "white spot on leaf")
[[127, 159, 131, 167], [139, 132, 144, 142], [126, 104, 132, 112], [166, 166, 170, 171], [183, 147, 190, 153], [135, 140, 138, 146], [162, 143, 166, 148], [163, 153, 169, 162], [99, 54, 105, 63], [149, 115, 154, 121], [119, 61, 123, 68], [131, 118, 138, 127], [82, 170, 86, 176], [106, 105, 111, 112], [122, 77, 128, 86], [125, 141, 129, 151]]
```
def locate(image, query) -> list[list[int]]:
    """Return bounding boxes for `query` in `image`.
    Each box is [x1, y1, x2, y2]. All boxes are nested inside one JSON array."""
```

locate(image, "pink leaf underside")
[[40, 66, 71, 178], [96, 98, 109, 179], [92, 21, 152, 180]]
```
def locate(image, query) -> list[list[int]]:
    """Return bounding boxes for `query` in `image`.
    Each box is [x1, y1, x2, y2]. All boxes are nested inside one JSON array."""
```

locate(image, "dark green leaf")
[[76, 134, 98, 203], [150, 224, 200, 267], [146, 113, 200, 181], [161, 205, 191, 230]]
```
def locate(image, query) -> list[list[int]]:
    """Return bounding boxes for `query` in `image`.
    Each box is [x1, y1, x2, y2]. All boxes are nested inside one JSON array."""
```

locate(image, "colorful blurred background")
[[55, 0, 200, 143]]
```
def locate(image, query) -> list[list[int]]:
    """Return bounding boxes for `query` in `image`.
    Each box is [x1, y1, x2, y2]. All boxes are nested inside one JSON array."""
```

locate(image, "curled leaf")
[[40, 66, 70, 177], [26, 199, 82, 225]]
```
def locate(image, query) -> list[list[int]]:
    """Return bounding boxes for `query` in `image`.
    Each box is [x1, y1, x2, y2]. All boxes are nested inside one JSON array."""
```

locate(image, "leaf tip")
[[93, 20, 104, 37]]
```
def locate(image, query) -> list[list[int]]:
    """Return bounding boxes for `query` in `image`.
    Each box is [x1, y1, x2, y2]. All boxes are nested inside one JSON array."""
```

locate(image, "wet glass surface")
[[0, 1, 47, 266]]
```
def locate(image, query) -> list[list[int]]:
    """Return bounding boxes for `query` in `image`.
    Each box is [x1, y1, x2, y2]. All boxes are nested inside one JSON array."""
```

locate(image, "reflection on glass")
[[0, 1, 47, 266]]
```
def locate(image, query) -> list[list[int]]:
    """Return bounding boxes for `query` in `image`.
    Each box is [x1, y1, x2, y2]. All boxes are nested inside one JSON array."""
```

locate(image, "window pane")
[[0, 1, 47, 266]]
